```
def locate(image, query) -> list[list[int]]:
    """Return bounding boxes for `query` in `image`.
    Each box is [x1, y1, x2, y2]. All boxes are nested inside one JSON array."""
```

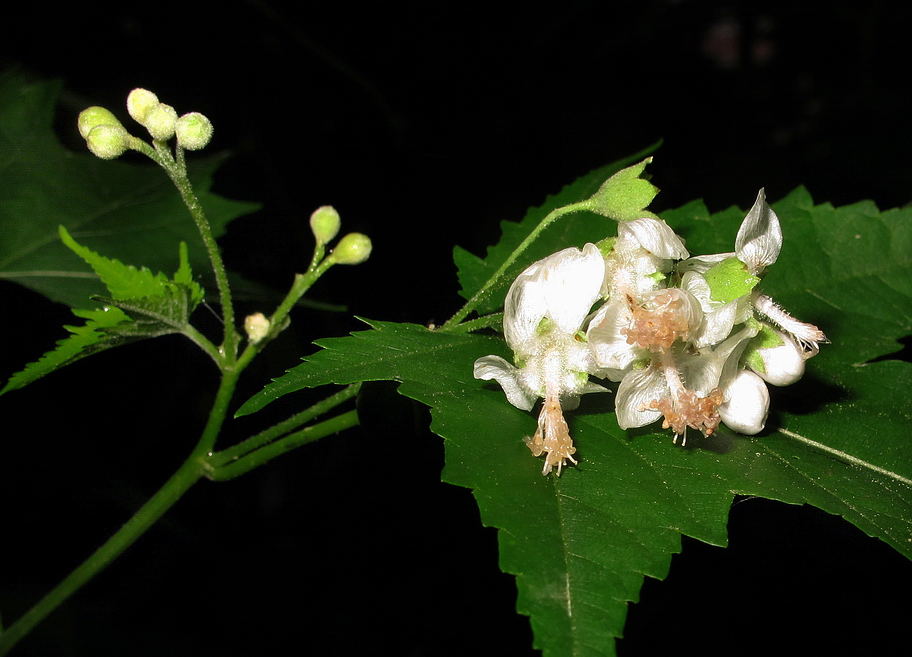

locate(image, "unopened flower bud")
[[244, 312, 271, 344], [309, 206, 341, 245], [175, 112, 213, 150], [744, 328, 805, 386], [144, 103, 178, 141], [719, 369, 769, 435], [86, 124, 130, 159], [78, 106, 123, 139], [127, 88, 160, 124], [330, 233, 372, 265]]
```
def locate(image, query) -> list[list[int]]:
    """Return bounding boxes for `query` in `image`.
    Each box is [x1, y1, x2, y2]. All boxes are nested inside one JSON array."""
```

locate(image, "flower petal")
[[473, 355, 538, 410], [719, 369, 770, 435], [735, 189, 783, 273], [620, 217, 690, 260], [614, 365, 666, 429], [504, 243, 605, 351]]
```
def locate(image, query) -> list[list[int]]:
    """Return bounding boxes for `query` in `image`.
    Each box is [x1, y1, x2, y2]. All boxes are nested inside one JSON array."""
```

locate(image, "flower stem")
[[441, 200, 591, 329], [209, 383, 361, 468], [208, 409, 360, 481], [0, 452, 205, 656], [130, 138, 238, 363]]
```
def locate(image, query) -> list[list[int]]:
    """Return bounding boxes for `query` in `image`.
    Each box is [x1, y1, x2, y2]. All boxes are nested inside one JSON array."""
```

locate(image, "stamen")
[[524, 393, 578, 475], [752, 293, 828, 358], [623, 291, 692, 353]]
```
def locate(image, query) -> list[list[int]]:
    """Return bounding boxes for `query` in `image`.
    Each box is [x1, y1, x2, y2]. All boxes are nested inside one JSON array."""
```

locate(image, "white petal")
[[473, 355, 538, 410], [615, 365, 666, 429], [504, 243, 605, 351], [620, 218, 690, 260], [735, 189, 783, 273], [719, 369, 770, 435], [692, 300, 739, 348], [587, 299, 639, 376], [677, 252, 735, 275]]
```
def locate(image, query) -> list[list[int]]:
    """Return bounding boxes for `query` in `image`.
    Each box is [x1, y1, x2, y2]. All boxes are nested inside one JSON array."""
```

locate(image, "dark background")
[[2, 1, 911, 655]]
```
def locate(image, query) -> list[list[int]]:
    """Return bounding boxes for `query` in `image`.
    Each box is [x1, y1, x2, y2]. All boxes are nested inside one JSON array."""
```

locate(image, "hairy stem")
[[209, 409, 360, 481], [441, 201, 591, 329]]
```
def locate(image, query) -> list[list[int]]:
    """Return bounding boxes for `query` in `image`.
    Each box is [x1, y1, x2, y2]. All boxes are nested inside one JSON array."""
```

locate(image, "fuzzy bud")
[[126, 88, 160, 124], [330, 233, 372, 265], [78, 106, 124, 139], [85, 124, 131, 159], [175, 112, 214, 150], [144, 103, 178, 141], [244, 312, 271, 344], [309, 206, 341, 245]]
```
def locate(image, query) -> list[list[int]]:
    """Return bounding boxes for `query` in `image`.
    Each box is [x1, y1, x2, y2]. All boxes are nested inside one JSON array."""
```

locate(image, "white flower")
[[474, 243, 608, 474], [612, 326, 757, 443], [603, 217, 689, 300]]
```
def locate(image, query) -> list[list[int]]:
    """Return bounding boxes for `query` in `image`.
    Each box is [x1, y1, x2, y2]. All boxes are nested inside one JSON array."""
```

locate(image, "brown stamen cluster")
[[623, 292, 691, 353], [649, 387, 724, 439], [525, 394, 578, 475]]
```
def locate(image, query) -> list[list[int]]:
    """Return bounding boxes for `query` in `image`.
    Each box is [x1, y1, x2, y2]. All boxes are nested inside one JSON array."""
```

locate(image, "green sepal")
[[742, 323, 786, 374], [536, 316, 554, 335], [596, 236, 617, 257], [704, 256, 760, 303], [584, 157, 660, 221]]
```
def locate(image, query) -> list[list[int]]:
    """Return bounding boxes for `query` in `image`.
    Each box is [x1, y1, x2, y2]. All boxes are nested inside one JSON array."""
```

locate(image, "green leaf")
[[1, 225, 206, 395], [0, 306, 134, 395], [59, 224, 170, 300], [0, 72, 259, 309], [239, 176, 912, 655], [453, 140, 662, 315]]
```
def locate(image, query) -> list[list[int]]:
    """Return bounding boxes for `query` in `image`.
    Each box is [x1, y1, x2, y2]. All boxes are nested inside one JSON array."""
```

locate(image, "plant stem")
[[209, 409, 360, 481], [210, 383, 361, 468], [0, 456, 204, 655], [131, 138, 238, 363], [441, 200, 592, 329], [0, 361, 243, 654]]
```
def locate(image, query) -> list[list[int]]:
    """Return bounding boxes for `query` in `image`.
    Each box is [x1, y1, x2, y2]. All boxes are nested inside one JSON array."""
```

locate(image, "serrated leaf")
[[2, 224, 205, 395], [94, 283, 199, 333], [0, 306, 135, 395], [0, 72, 259, 308], [239, 178, 912, 656], [59, 224, 171, 300], [454, 141, 663, 315]]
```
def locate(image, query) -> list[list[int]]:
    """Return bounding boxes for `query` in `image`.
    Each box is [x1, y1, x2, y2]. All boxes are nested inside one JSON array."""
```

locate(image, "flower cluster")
[[475, 189, 827, 475], [77, 88, 213, 160]]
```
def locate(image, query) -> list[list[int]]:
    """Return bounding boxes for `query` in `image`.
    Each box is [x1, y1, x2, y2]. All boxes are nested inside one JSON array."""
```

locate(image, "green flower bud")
[[127, 88, 160, 124], [78, 106, 123, 139], [85, 124, 130, 159], [244, 312, 271, 344], [330, 233, 372, 265], [175, 112, 214, 150], [309, 206, 341, 245], [144, 103, 178, 141]]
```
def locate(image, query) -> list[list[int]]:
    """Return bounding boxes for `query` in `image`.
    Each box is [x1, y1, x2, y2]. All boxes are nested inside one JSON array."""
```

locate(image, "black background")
[[2, 1, 911, 655]]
